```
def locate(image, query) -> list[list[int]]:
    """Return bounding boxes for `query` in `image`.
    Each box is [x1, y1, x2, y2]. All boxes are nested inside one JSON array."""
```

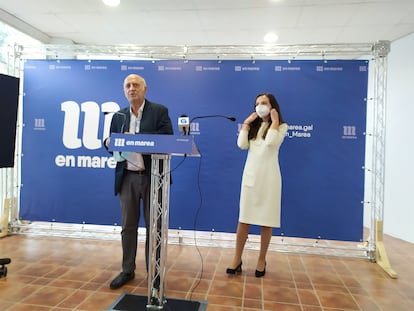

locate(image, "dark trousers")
[[119, 171, 161, 288], [119, 172, 150, 273]]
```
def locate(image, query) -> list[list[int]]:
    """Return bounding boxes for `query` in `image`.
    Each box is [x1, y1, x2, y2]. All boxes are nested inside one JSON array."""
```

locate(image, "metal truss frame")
[[147, 154, 171, 309], [15, 42, 373, 60], [368, 41, 397, 278], [0, 46, 22, 239], [1, 41, 397, 288]]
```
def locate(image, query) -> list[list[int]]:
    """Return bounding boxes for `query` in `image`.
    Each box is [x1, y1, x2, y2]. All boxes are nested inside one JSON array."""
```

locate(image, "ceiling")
[[1, 0, 414, 47]]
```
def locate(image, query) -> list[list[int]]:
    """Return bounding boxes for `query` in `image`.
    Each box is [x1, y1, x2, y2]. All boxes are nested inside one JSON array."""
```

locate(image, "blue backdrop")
[[21, 59, 368, 241]]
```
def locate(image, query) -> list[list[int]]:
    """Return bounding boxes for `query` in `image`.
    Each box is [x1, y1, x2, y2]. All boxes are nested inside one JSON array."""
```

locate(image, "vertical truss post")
[[0, 44, 22, 238], [370, 40, 397, 278], [147, 154, 171, 309]]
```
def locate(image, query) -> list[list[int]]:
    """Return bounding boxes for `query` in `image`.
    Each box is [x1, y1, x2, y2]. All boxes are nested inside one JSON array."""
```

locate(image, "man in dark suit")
[[104, 74, 173, 289]]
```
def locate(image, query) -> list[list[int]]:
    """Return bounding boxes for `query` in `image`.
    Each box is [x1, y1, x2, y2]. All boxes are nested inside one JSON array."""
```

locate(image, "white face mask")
[[255, 105, 270, 118]]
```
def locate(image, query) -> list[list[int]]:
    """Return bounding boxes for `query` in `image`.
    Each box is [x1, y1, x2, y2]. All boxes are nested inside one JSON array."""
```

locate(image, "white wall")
[[383, 33, 414, 243]]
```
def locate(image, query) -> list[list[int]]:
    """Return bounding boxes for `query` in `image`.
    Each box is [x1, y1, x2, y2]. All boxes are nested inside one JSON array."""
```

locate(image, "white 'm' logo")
[[61, 101, 120, 150], [343, 126, 356, 136]]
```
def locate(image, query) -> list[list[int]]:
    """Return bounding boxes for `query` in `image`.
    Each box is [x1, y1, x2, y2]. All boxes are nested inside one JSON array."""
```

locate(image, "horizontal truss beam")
[[15, 43, 374, 60]]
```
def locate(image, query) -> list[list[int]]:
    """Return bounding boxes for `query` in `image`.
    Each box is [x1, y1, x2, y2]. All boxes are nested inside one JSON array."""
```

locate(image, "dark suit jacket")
[[105, 99, 174, 195]]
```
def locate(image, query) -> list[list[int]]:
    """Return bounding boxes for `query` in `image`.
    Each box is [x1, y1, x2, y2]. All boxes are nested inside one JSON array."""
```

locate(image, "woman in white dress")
[[226, 93, 288, 277]]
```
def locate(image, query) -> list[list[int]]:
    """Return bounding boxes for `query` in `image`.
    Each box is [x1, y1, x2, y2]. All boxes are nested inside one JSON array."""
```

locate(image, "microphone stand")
[[104, 111, 127, 134], [190, 115, 236, 123], [179, 114, 236, 136]]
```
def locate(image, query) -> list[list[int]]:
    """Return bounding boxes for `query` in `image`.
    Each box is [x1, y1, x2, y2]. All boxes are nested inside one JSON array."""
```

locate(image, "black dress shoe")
[[226, 261, 242, 275], [255, 268, 266, 278], [255, 262, 266, 278], [110, 272, 135, 289]]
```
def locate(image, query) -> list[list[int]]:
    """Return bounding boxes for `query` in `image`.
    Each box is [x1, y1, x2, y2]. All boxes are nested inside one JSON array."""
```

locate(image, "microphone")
[[190, 115, 236, 123], [104, 110, 127, 133], [178, 114, 190, 135], [103, 111, 128, 157], [104, 111, 126, 116]]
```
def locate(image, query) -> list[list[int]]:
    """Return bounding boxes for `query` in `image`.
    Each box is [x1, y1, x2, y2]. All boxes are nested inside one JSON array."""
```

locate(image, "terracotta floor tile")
[[302, 306, 323, 311], [165, 289, 188, 300], [263, 301, 302, 310], [243, 297, 263, 309], [317, 290, 360, 310], [292, 270, 311, 283], [18, 264, 60, 278], [57, 289, 92, 309], [76, 291, 119, 311], [263, 285, 300, 304], [29, 277, 54, 286], [297, 288, 320, 306], [207, 294, 242, 307], [352, 294, 381, 311], [207, 304, 241, 311], [0, 283, 41, 302], [295, 281, 314, 290], [244, 283, 262, 300], [346, 285, 369, 296], [184, 278, 211, 293], [309, 272, 344, 287], [79, 281, 104, 291], [209, 279, 244, 297], [22, 286, 75, 307], [1, 232, 413, 310], [7, 304, 53, 311], [314, 283, 349, 293]]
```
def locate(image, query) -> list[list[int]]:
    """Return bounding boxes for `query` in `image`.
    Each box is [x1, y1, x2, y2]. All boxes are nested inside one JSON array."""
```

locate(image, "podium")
[[108, 134, 203, 311]]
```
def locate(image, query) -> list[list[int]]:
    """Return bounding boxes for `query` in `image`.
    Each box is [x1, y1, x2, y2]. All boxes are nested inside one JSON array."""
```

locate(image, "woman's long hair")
[[248, 93, 285, 140]]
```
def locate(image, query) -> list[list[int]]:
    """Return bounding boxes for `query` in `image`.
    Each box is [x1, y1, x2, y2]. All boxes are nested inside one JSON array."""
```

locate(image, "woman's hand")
[[270, 109, 280, 128], [244, 111, 258, 125], [240, 111, 258, 130]]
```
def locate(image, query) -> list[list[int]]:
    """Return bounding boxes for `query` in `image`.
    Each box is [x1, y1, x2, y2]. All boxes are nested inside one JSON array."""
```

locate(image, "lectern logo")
[[114, 138, 125, 147]]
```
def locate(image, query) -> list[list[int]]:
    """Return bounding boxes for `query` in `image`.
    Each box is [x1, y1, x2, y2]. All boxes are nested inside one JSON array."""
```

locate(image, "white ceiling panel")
[[297, 4, 357, 27], [0, 0, 413, 46]]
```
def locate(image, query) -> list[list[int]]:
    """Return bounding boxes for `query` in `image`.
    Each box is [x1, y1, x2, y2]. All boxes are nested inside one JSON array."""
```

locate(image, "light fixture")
[[264, 32, 279, 43], [102, 0, 120, 7]]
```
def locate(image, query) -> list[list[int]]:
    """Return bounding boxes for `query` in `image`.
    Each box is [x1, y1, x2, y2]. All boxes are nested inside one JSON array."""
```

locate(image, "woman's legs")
[[257, 226, 272, 271], [230, 221, 250, 268]]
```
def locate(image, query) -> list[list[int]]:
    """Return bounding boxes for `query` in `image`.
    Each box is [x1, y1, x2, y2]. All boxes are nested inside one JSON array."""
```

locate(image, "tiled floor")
[[0, 232, 413, 311]]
